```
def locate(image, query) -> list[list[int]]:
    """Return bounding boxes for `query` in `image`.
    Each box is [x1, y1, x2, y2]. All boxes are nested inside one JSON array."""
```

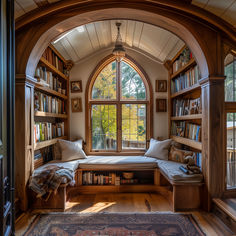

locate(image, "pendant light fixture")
[[112, 22, 125, 61]]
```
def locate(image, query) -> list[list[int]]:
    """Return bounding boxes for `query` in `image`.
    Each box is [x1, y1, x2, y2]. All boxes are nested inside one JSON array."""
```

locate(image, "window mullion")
[[117, 60, 122, 152]]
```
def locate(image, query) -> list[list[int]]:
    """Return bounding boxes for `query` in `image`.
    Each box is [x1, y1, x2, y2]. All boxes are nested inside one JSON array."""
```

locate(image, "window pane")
[[92, 61, 117, 100], [225, 61, 236, 101], [227, 113, 236, 189], [121, 61, 146, 100], [122, 104, 146, 149], [92, 105, 117, 150]]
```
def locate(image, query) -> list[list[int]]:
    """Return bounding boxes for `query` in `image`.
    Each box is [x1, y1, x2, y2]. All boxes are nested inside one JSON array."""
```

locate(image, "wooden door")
[[0, 0, 15, 235]]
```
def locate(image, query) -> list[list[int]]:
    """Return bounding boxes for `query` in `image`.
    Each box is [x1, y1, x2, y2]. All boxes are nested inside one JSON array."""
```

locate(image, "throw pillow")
[[168, 146, 193, 163], [58, 139, 87, 161], [144, 138, 172, 160]]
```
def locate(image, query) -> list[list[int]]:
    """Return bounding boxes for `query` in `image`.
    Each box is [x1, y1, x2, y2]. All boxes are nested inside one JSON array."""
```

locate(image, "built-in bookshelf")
[[168, 46, 202, 155], [33, 44, 71, 167]]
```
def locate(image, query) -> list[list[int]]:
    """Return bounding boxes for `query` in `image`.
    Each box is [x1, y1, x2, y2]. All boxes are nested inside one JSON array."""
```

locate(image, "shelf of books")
[[169, 46, 202, 156], [34, 111, 68, 119], [33, 44, 70, 164]]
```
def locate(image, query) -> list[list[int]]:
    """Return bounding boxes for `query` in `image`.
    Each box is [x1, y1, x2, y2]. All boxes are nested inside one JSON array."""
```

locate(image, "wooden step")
[[212, 198, 236, 234]]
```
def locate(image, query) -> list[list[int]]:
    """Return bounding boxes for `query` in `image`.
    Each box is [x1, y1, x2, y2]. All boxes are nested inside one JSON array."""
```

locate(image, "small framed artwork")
[[156, 99, 167, 112], [71, 80, 82, 93], [156, 80, 167, 92], [71, 97, 82, 112]]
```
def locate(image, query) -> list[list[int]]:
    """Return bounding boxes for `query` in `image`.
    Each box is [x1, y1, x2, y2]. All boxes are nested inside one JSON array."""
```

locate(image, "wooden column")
[[200, 76, 225, 211], [15, 74, 36, 211]]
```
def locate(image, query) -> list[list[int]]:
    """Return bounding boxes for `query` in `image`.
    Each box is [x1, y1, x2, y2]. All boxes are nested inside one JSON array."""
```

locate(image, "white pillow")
[[58, 139, 87, 161], [145, 138, 172, 160]]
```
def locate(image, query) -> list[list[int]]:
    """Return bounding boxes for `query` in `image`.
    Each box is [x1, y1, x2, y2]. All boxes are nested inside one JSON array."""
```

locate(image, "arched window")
[[86, 56, 152, 154]]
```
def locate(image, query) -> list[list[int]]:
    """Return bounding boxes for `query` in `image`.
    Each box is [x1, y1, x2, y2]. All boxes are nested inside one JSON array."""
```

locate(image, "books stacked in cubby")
[[34, 91, 66, 114], [172, 97, 201, 116], [171, 65, 200, 93], [42, 47, 66, 74], [82, 172, 113, 185], [171, 121, 201, 142], [173, 47, 192, 73], [193, 152, 202, 169], [34, 122, 64, 143], [35, 66, 65, 93]]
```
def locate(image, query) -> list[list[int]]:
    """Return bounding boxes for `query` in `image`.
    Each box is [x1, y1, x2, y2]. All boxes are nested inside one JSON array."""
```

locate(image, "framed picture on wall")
[[71, 80, 82, 93], [71, 97, 82, 112], [156, 99, 167, 112], [155, 80, 167, 92]]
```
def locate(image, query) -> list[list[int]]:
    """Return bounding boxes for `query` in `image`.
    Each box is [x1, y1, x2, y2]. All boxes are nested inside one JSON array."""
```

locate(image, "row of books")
[[34, 91, 66, 114], [172, 97, 201, 116], [193, 152, 202, 169], [82, 172, 113, 185], [171, 121, 201, 142], [173, 47, 192, 73], [34, 122, 65, 143], [35, 66, 63, 92], [42, 47, 65, 74], [171, 65, 200, 94]]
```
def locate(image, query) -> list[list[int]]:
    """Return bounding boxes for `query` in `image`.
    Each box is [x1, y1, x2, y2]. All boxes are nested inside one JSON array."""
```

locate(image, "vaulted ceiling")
[[51, 20, 184, 64]]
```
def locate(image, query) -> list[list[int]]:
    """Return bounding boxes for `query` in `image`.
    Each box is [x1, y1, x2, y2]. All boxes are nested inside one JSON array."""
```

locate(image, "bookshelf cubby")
[[33, 44, 71, 167], [168, 45, 202, 162]]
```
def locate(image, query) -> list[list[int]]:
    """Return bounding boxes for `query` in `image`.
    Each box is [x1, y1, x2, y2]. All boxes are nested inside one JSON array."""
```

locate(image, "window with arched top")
[[86, 56, 152, 154]]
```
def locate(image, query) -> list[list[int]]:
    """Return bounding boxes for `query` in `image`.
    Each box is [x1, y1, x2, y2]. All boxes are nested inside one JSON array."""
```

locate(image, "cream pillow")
[[145, 138, 172, 160], [58, 139, 87, 161]]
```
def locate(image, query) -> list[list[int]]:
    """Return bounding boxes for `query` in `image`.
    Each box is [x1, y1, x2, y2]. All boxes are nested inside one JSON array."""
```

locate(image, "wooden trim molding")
[[85, 54, 153, 155]]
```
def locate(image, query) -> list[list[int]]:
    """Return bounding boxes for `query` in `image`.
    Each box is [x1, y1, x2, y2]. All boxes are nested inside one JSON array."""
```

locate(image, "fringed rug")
[[23, 212, 205, 236]]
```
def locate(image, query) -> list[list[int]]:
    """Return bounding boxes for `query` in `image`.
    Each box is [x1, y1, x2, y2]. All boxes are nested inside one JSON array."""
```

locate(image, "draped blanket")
[[29, 165, 75, 200]]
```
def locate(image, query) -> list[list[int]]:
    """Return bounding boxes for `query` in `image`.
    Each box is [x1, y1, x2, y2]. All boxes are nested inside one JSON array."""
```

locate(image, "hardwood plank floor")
[[15, 193, 234, 236]]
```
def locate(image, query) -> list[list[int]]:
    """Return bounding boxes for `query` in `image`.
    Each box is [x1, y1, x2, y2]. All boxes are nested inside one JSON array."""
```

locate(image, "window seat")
[[29, 155, 203, 212], [78, 155, 158, 170]]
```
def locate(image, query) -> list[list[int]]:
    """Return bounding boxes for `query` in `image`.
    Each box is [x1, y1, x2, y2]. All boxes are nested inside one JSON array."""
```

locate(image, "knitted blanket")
[[29, 165, 75, 200]]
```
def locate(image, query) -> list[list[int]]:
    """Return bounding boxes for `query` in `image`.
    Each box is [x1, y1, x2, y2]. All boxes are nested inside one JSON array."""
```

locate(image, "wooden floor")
[[16, 193, 235, 236]]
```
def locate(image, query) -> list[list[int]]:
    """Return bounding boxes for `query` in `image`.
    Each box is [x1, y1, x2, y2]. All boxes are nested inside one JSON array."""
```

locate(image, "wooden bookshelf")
[[34, 111, 68, 119], [171, 114, 202, 120], [171, 58, 196, 80], [170, 135, 202, 150], [34, 136, 67, 150], [35, 83, 68, 100], [33, 44, 71, 163], [168, 46, 202, 155], [40, 57, 69, 81]]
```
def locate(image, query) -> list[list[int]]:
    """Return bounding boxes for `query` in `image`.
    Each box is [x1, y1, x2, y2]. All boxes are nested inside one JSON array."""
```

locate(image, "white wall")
[[69, 48, 168, 141]]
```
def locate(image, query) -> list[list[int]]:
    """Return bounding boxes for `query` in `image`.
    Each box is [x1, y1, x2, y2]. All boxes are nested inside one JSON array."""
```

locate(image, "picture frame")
[[156, 99, 167, 112], [71, 97, 82, 112], [71, 80, 82, 93], [155, 80, 167, 92]]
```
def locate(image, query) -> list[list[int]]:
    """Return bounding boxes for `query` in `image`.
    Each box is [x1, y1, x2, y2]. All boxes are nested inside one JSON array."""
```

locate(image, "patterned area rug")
[[23, 212, 205, 236]]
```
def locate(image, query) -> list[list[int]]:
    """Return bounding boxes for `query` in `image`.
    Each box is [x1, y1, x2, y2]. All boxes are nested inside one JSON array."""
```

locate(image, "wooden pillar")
[[200, 76, 225, 211], [15, 74, 35, 211]]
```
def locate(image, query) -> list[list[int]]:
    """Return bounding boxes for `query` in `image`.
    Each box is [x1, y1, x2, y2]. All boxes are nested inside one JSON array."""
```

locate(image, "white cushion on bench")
[[156, 159, 203, 183], [78, 156, 158, 170], [34, 160, 80, 173]]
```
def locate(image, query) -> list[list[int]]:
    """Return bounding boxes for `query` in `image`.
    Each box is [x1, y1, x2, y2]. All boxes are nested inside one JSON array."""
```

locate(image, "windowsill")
[[87, 151, 146, 156]]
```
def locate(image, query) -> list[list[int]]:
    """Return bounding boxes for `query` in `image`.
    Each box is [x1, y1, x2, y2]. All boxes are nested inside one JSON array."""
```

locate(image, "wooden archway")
[[15, 0, 236, 210]]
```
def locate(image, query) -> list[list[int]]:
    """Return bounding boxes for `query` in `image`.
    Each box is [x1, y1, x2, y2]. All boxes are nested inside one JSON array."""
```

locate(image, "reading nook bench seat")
[[29, 156, 203, 212]]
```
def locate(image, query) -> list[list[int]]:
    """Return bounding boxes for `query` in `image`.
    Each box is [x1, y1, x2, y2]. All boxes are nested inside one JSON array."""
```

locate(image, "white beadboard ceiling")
[[15, 0, 236, 28], [52, 20, 184, 64]]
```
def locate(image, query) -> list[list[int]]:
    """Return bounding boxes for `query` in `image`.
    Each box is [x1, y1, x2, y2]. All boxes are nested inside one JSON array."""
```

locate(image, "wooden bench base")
[[28, 168, 203, 212]]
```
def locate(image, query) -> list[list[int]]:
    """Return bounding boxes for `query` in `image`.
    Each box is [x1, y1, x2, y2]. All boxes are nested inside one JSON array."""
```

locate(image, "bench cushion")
[[35, 160, 80, 173], [78, 156, 158, 170], [156, 159, 203, 184]]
